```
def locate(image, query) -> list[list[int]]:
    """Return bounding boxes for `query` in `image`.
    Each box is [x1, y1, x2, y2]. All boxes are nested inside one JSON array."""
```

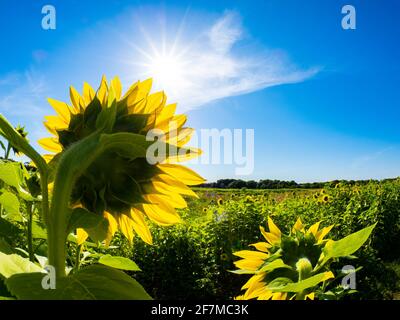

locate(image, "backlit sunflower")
[[38, 76, 205, 245], [233, 217, 334, 300]]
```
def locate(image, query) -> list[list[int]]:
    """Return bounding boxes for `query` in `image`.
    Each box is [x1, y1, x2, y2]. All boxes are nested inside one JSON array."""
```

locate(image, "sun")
[[144, 52, 188, 96]]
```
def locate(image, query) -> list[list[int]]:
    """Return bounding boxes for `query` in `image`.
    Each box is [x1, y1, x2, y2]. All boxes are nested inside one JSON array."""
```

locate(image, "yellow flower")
[[233, 217, 335, 300], [217, 198, 223, 205], [39, 76, 205, 245]]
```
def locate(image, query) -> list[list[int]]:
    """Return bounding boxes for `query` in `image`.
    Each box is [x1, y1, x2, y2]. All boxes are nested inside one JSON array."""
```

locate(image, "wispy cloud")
[[351, 146, 395, 169], [131, 11, 319, 111], [0, 69, 48, 116]]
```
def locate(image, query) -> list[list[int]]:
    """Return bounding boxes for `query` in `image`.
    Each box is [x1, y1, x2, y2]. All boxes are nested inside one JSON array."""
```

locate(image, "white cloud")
[[133, 11, 319, 111], [0, 69, 47, 116]]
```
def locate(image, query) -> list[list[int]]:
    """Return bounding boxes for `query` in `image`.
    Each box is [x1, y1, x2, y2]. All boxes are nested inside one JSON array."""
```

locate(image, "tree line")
[[198, 178, 399, 190]]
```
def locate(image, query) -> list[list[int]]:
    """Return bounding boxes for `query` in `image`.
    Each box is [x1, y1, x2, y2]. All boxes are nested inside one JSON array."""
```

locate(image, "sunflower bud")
[[296, 257, 313, 280]]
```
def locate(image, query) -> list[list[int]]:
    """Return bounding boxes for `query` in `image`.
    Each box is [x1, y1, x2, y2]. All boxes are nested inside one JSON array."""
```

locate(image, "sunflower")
[[5, 124, 28, 157], [38, 76, 205, 245], [233, 217, 334, 300], [217, 198, 223, 205]]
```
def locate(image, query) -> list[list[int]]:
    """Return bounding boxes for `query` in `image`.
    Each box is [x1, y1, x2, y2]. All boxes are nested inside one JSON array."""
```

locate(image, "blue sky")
[[1, 0, 399, 182]]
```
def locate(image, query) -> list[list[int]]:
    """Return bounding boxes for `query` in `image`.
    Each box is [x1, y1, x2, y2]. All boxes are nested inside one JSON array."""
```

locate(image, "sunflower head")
[[11, 124, 28, 155], [39, 76, 205, 245], [233, 217, 335, 300]]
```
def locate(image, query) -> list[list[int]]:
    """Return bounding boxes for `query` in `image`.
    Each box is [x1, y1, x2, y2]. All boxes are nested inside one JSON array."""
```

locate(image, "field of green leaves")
[[1, 157, 400, 299], [108, 183, 400, 300]]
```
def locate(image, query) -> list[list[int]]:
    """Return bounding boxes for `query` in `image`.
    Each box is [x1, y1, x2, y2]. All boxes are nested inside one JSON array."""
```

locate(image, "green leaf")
[[98, 255, 141, 271], [0, 161, 26, 189], [67, 207, 106, 234], [99, 132, 152, 160], [258, 259, 292, 273], [321, 224, 377, 264], [0, 252, 43, 278], [268, 272, 334, 293], [6, 265, 152, 300], [0, 161, 36, 201], [0, 191, 20, 220], [32, 221, 47, 240], [0, 237, 13, 254], [0, 219, 21, 239]]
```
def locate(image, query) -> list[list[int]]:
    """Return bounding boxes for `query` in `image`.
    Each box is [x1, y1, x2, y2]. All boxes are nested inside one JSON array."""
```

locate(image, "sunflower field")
[[0, 77, 399, 300]]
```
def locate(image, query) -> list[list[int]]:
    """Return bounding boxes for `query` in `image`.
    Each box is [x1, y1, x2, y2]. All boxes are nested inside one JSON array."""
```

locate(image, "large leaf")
[[268, 272, 334, 293], [0, 190, 21, 220], [6, 265, 152, 300], [0, 161, 26, 189], [98, 254, 141, 271], [0, 161, 35, 201], [258, 259, 292, 273], [321, 224, 377, 265], [32, 220, 47, 239], [0, 252, 43, 278]]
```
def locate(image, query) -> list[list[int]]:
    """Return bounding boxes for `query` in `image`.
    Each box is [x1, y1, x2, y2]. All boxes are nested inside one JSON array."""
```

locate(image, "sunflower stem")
[[27, 202, 35, 262], [47, 132, 102, 277]]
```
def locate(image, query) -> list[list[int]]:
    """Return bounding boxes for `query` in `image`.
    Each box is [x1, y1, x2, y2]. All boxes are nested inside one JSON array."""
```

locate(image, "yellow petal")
[[38, 137, 62, 153], [267, 217, 281, 238], [257, 291, 274, 300], [82, 82, 95, 104], [142, 202, 181, 226], [69, 86, 83, 112], [110, 76, 122, 100], [145, 193, 187, 209], [158, 164, 206, 185], [116, 214, 135, 244], [235, 259, 264, 271], [322, 271, 335, 281], [130, 208, 153, 245], [103, 211, 118, 246], [43, 154, 54, 163], [97, 75, 108, 106], [271, 292, 287, 300], [233, 250, 269, 260], [307, 221, 321, 237], [292, 217, 305, 233], [137, 78, 152, 99], [144, 91, 166, 113], [316, 225, 334, 243], [260, 226, 280, 245], [249, 242, 271, 253], [164, 147, 202, 164], [151, 175, 199, 198], [77, 228, 89, 245], [121, 80, 139, 100], [155, 103, 177, 126], [47, 98, 71, 122], [305, 292, 315, 300]]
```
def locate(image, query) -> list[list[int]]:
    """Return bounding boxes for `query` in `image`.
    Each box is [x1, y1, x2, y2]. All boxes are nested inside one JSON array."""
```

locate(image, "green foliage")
[[98, 254, 141, 271], [0, 252, 43, 278], [6, 265, 151, 300], [109, 181, 399, 300]]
